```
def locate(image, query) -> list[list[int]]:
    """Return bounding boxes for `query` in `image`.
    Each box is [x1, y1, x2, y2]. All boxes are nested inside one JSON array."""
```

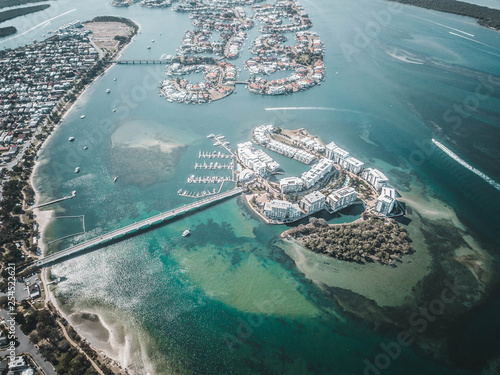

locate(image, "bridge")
[[109, 59, 170, 65], [34, 188, 244, 267]]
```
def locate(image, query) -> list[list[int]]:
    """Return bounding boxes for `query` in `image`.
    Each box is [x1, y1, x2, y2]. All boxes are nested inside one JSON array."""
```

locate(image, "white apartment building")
[[263, 200, 302, 221], [327, 187, 358, 212], [301, 158, 334, 189], [325, 141, 364, 174], [362, 168, 389, 191], [375, 187, 397, 216], [279, 177, 304, 193], [300, 191, 326, 213]]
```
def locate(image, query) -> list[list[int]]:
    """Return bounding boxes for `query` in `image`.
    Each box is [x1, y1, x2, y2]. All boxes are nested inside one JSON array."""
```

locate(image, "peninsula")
[[388, 0, 500, 30], [0, 17, 137, 375], [228, 125, 409, 265]]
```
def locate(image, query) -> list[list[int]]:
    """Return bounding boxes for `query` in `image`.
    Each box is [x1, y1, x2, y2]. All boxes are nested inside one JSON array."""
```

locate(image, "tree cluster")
[[287, 216, 413, 265], [389, 0, 500, 30]]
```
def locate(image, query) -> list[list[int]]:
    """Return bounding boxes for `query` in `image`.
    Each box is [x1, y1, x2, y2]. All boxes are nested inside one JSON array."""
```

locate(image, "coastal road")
[[0, 309, 57, 375]]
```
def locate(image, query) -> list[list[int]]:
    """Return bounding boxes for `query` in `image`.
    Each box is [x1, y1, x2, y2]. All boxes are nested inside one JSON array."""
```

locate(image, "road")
[[0, 309, 57, 375], [35, 187, 244, 266]]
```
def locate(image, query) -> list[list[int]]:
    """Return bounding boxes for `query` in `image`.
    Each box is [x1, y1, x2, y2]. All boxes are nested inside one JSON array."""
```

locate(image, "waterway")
[[16, 0, 500, 373]]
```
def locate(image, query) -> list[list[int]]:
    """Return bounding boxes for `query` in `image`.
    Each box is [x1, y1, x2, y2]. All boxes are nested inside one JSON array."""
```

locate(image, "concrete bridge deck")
[[34, 188, 244, 267]]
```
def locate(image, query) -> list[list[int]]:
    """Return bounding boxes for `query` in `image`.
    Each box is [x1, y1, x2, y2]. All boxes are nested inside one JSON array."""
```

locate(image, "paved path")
[[0, 309, 57, 375]]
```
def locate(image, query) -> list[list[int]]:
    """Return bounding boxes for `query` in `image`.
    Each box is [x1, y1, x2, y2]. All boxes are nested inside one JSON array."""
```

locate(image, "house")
[[29, 284, 40, 299]]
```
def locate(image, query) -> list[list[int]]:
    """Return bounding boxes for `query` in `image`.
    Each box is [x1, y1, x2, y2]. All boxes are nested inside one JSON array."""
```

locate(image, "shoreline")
[[28, 18, 141, 374]]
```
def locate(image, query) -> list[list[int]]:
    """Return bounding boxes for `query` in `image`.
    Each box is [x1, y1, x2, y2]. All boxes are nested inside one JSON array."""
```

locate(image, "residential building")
[[300, 191, 325, 213], [300, 158, 334, 189], [327, 187, 358, 212], [29, 284, 40, 299], [263, 200, 302, 221], [362, 168, 389, 191], [279, 177, 304, 193], [325, 142, 364, 174], [375, 187, 398, 216]]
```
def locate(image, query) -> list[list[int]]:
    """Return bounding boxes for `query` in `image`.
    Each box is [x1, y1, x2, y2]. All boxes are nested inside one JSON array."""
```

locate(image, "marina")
[[194, 161, 234, 170], [198, 150, 232, 159]]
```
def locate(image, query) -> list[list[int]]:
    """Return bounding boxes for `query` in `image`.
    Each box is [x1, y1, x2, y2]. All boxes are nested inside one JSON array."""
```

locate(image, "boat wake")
[[265, 107, 362, 113], [432, 139, 500, 192]]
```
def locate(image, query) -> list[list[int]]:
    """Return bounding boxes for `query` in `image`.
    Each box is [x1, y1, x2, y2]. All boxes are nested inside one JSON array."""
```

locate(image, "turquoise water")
[[25, 0, 500, 373]]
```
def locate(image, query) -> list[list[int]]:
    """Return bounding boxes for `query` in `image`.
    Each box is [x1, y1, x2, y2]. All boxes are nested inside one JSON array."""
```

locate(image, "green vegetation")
[[0, 0, 46, 9], [0, 4, 50, 23], [20, 307, 105, 375], [388, 0, 500, 30], [286, 216, 413, 265]]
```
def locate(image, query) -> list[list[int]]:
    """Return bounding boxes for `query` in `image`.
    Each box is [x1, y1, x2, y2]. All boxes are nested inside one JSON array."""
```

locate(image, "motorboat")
[[69, 137, 75, 141], [182, 229, 191, 237], [75, 167, 80, 173]]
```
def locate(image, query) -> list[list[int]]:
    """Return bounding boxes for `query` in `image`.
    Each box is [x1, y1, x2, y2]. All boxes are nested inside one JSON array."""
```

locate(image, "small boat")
[[147, 46, 151, 49], [113, 176, 118, 183], [69, 137, 75, 141], [112, 109, 116, 112], [80, 115, 86, 119], [75, 167, 80, 173], [182, 229, 191, 237], [114, 78, 117, 81], [106, 89, 111, 93], [83, 146, 88, 150], [336, 72, 339, 75], [152, 39, 155, 42]]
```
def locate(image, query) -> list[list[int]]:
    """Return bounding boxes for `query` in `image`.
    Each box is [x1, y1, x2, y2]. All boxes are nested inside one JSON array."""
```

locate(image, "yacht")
[[182, 229, 191, 237], [80, 115, 86, 119], [106, 89, 111, 93], [75, 167, 80, 173], [69, 137, 75, 141]]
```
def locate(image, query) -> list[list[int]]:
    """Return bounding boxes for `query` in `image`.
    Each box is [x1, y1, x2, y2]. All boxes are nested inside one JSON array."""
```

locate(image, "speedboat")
[[182, 229, 191, 237], [69, 137, 75, 141], [113, 176, 118, 183], [106, 89, 111, 93], [75, 167, 80, 173], [80, 115, 86, 119]]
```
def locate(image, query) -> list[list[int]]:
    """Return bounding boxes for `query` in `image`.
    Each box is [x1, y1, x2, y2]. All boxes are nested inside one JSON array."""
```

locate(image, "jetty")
[[34, 188, 244, 267], [32, 191, 76, 209]]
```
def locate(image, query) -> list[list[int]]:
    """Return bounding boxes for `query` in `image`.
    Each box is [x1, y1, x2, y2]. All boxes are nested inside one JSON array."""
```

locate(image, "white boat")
[[182, 229, 191, 237], [80, 115, 86, 119], [106, 89, 111, 93], [75, 167, 80, 173], [147, 46, 151, 49], [69, 137, 75, 141], [83, 146, 88, 150], [113, 176, 118, 183]]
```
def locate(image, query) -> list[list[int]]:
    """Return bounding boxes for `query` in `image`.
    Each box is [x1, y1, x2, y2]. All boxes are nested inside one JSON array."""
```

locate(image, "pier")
[[32, 191, 76, 209], [194, 161, 234, 170], [109, 59, 170, 65], [34, 188, 244, 267]]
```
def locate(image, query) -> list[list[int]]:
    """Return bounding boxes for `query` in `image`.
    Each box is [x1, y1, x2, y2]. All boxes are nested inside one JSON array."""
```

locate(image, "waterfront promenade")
[[34, 188, 244, 267]]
